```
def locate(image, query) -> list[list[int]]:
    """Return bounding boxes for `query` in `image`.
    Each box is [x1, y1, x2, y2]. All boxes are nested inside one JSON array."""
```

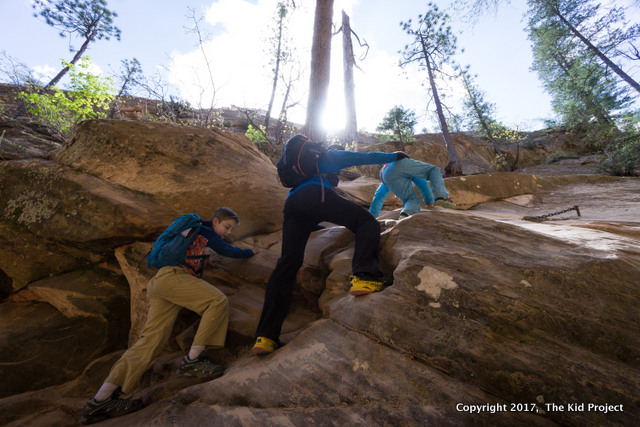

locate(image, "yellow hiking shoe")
[[349, 275, 385, 296], [252, 336, 279, 355]]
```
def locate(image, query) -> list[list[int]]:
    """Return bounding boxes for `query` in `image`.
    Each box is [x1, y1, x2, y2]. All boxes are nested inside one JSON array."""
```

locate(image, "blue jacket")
[[369, 158, 449, 217], [289, 149, 398, 196]]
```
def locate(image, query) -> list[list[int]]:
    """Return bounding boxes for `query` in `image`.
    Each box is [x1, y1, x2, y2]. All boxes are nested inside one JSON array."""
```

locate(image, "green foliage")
[[19, 57, 115, 135], [245, 124, 267, 145], [458, 66, 497, 136], [376, 106, 417, 144], [400, 3, 458, 68], [491, 153, 509, 171], [485, 121, 526, 144], [598, 136, 640, 176], [526, 0, 639, 127], [525, 0, 640, 176], [597, 113, 640, 176], [344, 141, 357, 152]]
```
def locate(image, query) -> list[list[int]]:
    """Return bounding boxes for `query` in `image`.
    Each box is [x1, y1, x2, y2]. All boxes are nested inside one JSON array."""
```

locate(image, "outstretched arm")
[[206, 232, 254, 258], [318, 150, 405, 173], [369, 183, 390, 217]]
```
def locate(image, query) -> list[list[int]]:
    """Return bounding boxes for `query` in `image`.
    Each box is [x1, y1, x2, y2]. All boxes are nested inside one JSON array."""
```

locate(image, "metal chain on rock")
[[522, 205, 581, 222]]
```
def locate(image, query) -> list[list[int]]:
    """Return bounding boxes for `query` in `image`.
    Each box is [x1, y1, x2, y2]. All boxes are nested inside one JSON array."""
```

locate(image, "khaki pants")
[[105, 266, 228, 393]]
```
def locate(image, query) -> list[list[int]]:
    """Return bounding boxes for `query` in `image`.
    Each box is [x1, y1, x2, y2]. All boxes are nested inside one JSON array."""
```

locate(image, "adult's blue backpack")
[[146, 213, 210, 269]]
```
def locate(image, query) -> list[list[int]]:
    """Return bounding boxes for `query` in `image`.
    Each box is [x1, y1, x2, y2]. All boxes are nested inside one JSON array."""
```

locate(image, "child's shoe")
[[78, 387, 143, 425], [176, 353, 224, 378], [434, 197, 456, 208]]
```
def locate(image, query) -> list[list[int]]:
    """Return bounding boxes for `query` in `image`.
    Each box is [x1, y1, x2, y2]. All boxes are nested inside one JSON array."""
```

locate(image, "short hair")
[[211, 207, 240, 223]]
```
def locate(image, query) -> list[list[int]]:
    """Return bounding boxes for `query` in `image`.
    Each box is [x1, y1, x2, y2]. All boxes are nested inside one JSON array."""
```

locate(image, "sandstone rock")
[[88, 210, 639, 426], [0, 119, 63, 160], [444, 172, 539, 209], [0, 159, 176, 291], [1, 118, 639, 426], [0, 221, 100, 292], [333, 171, 539, 212], [0, 267, 131, 398], [52, 120, 288, 238]]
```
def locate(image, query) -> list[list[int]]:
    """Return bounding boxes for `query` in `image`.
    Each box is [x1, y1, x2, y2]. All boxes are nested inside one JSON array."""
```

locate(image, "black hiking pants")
[[255, 184, 382, 341]]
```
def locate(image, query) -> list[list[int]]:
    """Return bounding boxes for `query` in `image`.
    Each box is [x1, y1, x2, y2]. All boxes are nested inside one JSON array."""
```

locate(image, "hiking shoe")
[[78, 387, 143, 425], [434, 197, 456, 208], [176, 354, 224, 378], [252, 336, 281, 355], [349, 274, 386, 296]]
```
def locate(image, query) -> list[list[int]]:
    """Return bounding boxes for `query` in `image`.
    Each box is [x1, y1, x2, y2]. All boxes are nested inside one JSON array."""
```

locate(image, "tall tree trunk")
[[420, 36, 462, 176], [305, 0, 334, 142], [12, 30, 95, 119], [552, 5, 640, 95], [265, 7, 286, 131], [45, 31, 95, 90], [276, 74, 294, 145], [342, 10, 357, 147], [462, 73, 500, 151]]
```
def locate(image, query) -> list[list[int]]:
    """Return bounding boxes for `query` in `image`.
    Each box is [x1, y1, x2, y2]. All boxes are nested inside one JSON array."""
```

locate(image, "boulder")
[[85, 211, 640, 427], [443, 172, 539, 209], [0, 159, 176, 291], [0, 266, 131, 398], [52, 120, 288, 238]]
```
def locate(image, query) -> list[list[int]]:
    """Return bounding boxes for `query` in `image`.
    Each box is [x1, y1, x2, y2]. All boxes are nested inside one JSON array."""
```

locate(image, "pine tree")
[[527, 2, 635, 131], [305, 0, 334, 142], [400, 2, 462, 175], [33, 0, 121, 89], [376, 106, 417, 144], [264, 2, 292, 131], [527, 0, 640, 95]]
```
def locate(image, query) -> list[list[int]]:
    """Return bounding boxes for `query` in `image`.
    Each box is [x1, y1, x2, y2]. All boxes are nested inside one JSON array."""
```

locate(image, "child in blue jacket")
[[252, 137, 408, 355], [370, 158, 455, 218], [80, 207, 255, 424]]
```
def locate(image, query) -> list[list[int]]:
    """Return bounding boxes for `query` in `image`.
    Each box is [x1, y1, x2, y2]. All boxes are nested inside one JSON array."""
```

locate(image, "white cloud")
[[168, 0, 312, 113], [33, 64, 57, 82]]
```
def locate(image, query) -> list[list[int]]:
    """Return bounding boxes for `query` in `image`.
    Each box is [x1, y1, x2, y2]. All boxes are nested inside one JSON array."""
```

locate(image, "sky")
[[0, 0, 637, 135]]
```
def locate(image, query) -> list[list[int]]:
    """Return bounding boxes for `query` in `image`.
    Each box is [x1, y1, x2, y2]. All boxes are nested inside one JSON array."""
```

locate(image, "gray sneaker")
[[78, 387, 143, 425], [176, 354, 224, 378], [434, 197, 456, 208]]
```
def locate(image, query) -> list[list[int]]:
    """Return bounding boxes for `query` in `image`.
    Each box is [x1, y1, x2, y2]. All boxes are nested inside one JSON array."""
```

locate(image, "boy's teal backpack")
[[146, 213, 211, 270]]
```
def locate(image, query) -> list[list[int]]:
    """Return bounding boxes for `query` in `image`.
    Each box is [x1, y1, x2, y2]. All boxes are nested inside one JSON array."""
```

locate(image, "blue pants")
[[370, 158, 449, 217]]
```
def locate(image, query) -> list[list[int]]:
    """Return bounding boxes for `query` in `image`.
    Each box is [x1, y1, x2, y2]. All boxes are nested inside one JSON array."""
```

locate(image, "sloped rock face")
[[0, 119, 292, 412], [0, 120, 63, 160], [0, 158, 176, 291], [0, 266, 131, 398], [88, 211, 639, 427], [52, 120, 288, 238]]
